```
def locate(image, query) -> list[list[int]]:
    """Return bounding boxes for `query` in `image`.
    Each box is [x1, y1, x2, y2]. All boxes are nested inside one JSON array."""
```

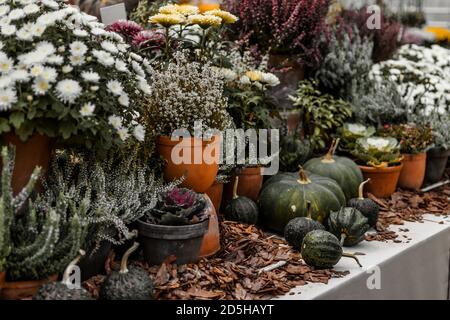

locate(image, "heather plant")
[[379, 124, 433, 154], [223, 0, 331, 65]]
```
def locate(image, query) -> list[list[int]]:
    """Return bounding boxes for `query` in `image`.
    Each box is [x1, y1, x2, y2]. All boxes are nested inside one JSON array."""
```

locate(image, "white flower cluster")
[[397, 44, 450, 77], [0, 0, 151, 143]]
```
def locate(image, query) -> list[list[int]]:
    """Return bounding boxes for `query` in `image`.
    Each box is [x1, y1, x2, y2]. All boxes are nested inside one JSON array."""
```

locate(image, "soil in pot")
[[137, 219, 209, 265], [359, 163, 403, 198], [77, 240, 112, 282], [398, 153, 427, 190], [199, 194, 220, 258], [222, 167, 263, 210], [204, 181, 224, 213], [424, 148, 450, 185], [156, 135, 220, 193], [0, 274, 58, 300]]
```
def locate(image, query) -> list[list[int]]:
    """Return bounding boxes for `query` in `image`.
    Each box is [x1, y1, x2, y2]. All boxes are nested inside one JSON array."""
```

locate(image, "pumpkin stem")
[[323, 139, 340, 163], [306, 201, 312, 219], [232, 176, 239, 199], [120, 241, 140, 274], [342, 253, 363, 268], [297, 166, 311, 184], [358, 179, 370, 199], [62, 249, 85, 286], [340, 234, 346, 247]]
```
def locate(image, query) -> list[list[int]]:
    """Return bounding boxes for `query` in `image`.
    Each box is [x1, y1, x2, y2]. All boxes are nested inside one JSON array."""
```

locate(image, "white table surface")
[[276, 214, 450, 300]]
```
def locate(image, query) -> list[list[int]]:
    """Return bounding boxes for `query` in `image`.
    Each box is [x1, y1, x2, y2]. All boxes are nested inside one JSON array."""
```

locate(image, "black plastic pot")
[[137, 219, 209, 266], [424, 148, 450, 184], [78, 240, 112, 282]]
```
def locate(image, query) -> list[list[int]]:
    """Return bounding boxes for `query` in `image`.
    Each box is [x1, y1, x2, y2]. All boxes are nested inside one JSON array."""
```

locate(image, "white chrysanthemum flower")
[[100, 40, 118, 54], [62, 65, 73, 73], [137, 80, 151, 95], [0, 76, 12, 88], [239, 75, 250, 85], [81, 70, 100, 83], [90, 85, 99, 91], [130, 52, 143, 62], [30, 64, 44, 77], [69, 41, 88, 56], [19, 50, 46, 66], [23, 3, 40, 15], [36, 41, 55, 56], [118, 93, 129, 107], [114, 59, 128, 73], [8, 8, 25, 20], [92, 49, 114, 66], [17, 26, 33, 41], [73, 28, 88, 37], [261, 72, 280, 86], [108, 115, 122, 129], [80, 102, 95, 116], [131, 60, 145, 77], [0, 55, 13, 74], [0, 5, 10, 17], [10, 69, 30, 83], [42, 0, 59, 10], [46, 55, 63, 65], [31, 23, 46, 37], [133, 124, 145, 142], [91, 28, 106, 36], [0, 16, 11, 26], [117, 127, 130, 141], [105, 31, 123, 42], [37, 12, 57, 26], [55, 79, 82, 103], [106, 80, 123, 96], [40, 67, 57, 83], [1, 24, 16, 36], [57, 45, 65, 53], [117, 43, 128, 53], [32, 78, 51, 95], [69, 55, 85, 66], [0, 87, 16, 111]]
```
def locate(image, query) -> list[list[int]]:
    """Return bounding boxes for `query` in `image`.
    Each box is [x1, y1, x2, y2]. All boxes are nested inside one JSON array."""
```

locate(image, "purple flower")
[[132, 30, 166, 50], [164, 188, 197, 208], [105, 20, 144, 43]]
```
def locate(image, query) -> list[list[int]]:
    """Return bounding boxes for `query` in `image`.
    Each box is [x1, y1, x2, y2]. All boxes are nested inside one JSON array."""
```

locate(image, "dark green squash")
[[259, 167, 345, 233], [33, 250, 93, 300], [100, 242, 153, 300], [328, 207, 370, 247], [348, 179, 380, 227], [284, 201, 325, 250], [224, 176, 259, 224], [301, 230, 362, 269], [303, 139, 363, 201]]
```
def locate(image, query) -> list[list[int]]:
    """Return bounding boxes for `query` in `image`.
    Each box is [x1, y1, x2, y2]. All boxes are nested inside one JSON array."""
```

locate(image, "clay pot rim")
[[238, 166, 262, 175], [2, 274, 58, 289], [359, 163, 403, 173], [401, 152, 427, 160], [157, 135, 221, 147]]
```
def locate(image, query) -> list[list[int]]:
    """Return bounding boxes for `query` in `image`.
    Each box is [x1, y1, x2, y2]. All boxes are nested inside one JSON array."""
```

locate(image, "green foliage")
[[379, 124, 434, 154], [279, 126, 312, 172], [289, 80, 352, 151], [129, 0, 169, 28], [351, 136, 402, 167]]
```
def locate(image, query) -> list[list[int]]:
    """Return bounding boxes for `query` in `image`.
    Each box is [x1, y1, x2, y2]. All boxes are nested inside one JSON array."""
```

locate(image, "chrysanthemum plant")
[[0, 0, 151, 152]]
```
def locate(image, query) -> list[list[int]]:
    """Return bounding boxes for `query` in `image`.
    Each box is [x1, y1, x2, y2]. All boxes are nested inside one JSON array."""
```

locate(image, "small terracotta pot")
[[398, 153, 427, 190], [0, 271, 5, 291], [222, 167, 263, 210], [1, 132, 54, 195], [204, 181, 224, 212], [156, 135, 220, 193], [199, 194, 220, 258], [359, 163, 403, 198], [0, 274, 58, 300], [424, 148, 450, 184]]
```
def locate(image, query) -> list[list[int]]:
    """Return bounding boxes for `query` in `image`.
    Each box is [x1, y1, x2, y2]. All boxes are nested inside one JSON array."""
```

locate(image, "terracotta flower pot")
[[222, 166, 263, 210], [398, 153, 427, 190], [0, 274, 58, 300], [424, 148, 450, 185], [1, 132, 54, 195], [359, 163, 403, 198], [156, 135, 220, 193], [204, 181, 224, 212], [0, 271, 5, 291], [199, 194, 220, 258]]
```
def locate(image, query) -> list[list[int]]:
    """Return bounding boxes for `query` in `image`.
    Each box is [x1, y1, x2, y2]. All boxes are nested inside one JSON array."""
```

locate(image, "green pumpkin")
[[301, 230, 362, 269], [348, 179, 380, 227], [284, 201, 325, 250], [328, 207, 370, 247], [34, 250, 93, 300], [259, 168, 345, 233], [100, 242, 154, 300], [224, 177, 259, 224], [303, 139, 363, 201]]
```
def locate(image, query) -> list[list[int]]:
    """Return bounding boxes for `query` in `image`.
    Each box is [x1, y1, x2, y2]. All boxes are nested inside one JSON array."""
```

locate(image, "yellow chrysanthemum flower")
[[149, 13, 185, 27], [245, 70, 263, 82], [204, 9, 238, 24], [176, 4, 200, 16], [188, 14, 222, 28], [159, 4, 178, 14], [425, 26, 450, 42]]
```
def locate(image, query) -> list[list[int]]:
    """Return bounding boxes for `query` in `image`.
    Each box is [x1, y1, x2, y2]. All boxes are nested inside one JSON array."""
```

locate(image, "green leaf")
[[0, 118, 10, 133], [9, 112, 25, 129]]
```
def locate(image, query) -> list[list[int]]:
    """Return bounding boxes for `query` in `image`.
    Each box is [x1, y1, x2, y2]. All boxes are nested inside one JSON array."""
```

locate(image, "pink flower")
[[132, 30, 166, 50], [106, 20, 144, 43]]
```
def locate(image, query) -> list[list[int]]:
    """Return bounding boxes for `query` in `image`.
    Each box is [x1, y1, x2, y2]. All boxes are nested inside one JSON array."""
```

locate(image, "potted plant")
[[379, 124, 433, 190], [0, 147, 86, 300], [339, 123, 376, 155], [351, 136, 403, 198], [0, 0, 150, 194], [137, 187, 209, 265], [144, 51, 233, 192]]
